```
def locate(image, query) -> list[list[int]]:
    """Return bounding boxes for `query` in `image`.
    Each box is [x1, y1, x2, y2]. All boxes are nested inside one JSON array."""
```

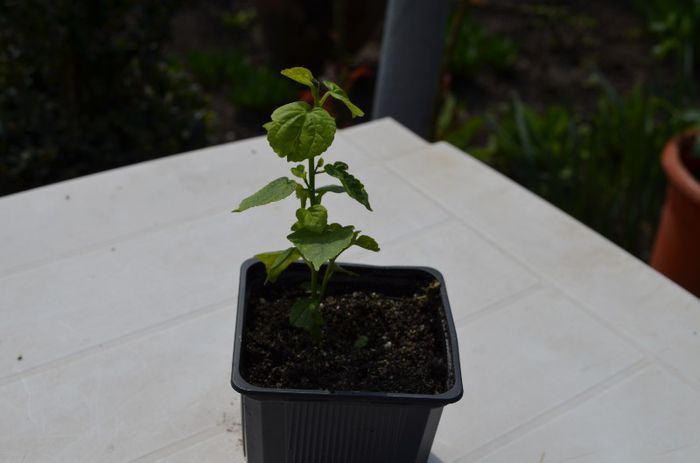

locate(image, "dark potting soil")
[[241, 281, 449, 394]]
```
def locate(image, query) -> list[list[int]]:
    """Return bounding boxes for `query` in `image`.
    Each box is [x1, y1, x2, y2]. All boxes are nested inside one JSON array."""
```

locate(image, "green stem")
[[319, 92, 330, 107], [311, 80, 320, 107], [319, 260, 335, 300], [308, 157, 316, 205], [310, 264, 318, 298]]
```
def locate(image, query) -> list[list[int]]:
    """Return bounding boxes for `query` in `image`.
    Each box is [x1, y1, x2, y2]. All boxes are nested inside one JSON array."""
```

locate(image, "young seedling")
[[233, 67, 379, 338]]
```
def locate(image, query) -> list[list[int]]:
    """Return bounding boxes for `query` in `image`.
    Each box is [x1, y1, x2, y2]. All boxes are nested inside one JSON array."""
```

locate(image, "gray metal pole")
[[372, 0, 452, 137]]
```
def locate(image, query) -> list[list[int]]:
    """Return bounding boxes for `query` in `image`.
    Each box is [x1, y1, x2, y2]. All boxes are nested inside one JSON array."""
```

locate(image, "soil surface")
[[241, 281, 450, 394]]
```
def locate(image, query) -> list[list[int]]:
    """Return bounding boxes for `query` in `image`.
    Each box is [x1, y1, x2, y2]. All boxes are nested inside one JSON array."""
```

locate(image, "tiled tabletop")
[[1, 119, 699, 462]]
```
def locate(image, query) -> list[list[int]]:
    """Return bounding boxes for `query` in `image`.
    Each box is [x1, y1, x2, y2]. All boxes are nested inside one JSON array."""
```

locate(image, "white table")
[[1, 119, 699, 462]]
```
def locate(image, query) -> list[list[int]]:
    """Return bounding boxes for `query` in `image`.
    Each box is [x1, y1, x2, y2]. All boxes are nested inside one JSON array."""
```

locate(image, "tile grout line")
[[454, 212, 700, 394], [385, 147, 700, 393], [0, 127, 423, 282], [0, 297, 234, 387], [340, 125, 430, 165], [0, 205, 230, 281], [344, 216, 455, 260], [550, 284, 700, 394], [454, 283, 545, 328], [455, 358, 652, 463], [0, 138, 448, 389], [127, 425, 236, 463]]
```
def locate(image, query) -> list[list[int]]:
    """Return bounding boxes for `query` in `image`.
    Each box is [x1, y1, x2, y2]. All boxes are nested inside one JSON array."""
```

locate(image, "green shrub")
[[180, 50, 295, 111], [468, 82, 699, 258], [632, 0, 700, 91], [447, 14, 518, 77], [0, 0, 211, 196]]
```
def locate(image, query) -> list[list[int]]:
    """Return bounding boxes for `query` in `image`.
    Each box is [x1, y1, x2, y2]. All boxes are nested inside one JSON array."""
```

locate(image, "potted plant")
[[231, 67, 463, 463], [651, 130, 700, 296]]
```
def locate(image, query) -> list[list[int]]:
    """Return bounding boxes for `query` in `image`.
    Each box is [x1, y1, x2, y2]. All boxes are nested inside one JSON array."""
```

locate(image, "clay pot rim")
[[662, 130, 700, 204]]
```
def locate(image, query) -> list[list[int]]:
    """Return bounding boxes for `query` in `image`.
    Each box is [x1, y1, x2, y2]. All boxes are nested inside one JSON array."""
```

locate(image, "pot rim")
[[662, 130, 700, 204], [231, 258, 464, 406]]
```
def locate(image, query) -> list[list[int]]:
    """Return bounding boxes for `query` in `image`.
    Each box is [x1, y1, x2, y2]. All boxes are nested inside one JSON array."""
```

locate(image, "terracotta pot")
[[650, 131, 700, 296]]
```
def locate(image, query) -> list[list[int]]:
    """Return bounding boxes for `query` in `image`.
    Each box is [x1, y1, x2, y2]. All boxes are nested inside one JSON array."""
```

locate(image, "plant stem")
[[319, 92, 330, 107], [310, 264, 318, 298], [308, 157, 316, 205], [311, 80, 320, 107], [319, 260, 335, 300]]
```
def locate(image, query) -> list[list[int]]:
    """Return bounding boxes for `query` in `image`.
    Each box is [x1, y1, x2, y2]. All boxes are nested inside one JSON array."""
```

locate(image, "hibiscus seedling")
[[233, 67, 379, 338]]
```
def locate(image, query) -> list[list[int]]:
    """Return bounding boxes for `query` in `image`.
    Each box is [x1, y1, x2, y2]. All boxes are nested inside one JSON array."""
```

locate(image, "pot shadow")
[[428, 453, 446, 463]]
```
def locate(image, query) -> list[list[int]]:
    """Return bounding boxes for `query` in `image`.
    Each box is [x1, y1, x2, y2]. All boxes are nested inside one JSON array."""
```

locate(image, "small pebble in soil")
[[17, 355, 22, 361]]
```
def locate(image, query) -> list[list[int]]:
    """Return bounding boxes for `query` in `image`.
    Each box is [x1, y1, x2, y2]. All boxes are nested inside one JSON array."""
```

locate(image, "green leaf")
[[233, 177, 297, 212], [256, 248, 301, 283], [323, 81, 365, 118], [323, 162, 372, 210], [354, 335, 368, 348], [355, 234, 380, 252], [287, 225, 355, 270], [316, 184, 345, 198], [281, 67, 315, 87], [295, 183, 309, 206], [289, 297, 323, 336], [295, 204, 328, 233], [264, 102, 336, 162], [330, 261, 356, 276], [290, 164, 306, 179]]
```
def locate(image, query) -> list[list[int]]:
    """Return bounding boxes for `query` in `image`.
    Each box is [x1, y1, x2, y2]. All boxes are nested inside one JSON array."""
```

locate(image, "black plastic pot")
[[231, 258, 463, 463]]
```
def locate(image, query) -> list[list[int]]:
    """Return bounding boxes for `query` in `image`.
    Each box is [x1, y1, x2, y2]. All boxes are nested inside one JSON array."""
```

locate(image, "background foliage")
[[437, 0, 700, 260], [2, 0, 699, 262], [466, 83, 697, 257], [0, 0, 210, 196]]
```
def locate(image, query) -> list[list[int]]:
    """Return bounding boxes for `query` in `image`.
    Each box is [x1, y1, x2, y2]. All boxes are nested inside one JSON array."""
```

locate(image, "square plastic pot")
[[231, 258, 463, 463]]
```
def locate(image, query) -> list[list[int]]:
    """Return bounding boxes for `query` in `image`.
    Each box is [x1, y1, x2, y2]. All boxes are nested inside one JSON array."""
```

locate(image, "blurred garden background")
[[2, 0, 700, 262]]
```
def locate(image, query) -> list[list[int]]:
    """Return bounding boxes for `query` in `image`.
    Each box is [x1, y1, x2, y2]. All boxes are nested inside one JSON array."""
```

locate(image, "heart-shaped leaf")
[[287, 224, 355, 270], [264, 102, 336, 162], [233, 177, 297, 212], [256, 248, 301, 283], [323, 162, 372, 210]]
